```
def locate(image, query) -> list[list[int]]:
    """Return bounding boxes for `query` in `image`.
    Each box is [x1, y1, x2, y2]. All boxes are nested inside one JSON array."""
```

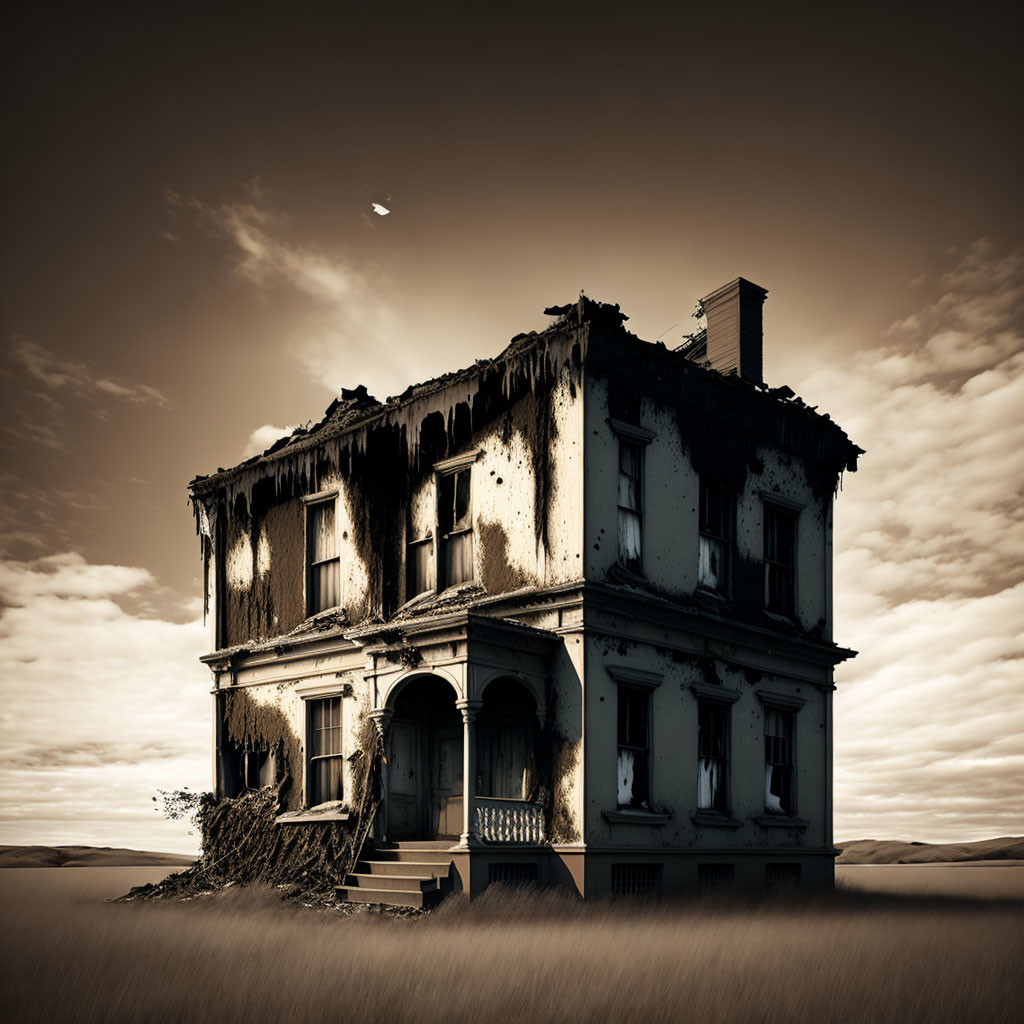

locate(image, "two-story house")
[[188, 277, 862, 905]]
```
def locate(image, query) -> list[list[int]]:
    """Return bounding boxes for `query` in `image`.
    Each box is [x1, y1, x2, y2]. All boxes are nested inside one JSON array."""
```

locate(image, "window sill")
[[690, 810, 742, 829], [275, 804, 350, 825], [755, 814, 808, 829], [764, 610, 798, 627], [602, 809, 672, 826]]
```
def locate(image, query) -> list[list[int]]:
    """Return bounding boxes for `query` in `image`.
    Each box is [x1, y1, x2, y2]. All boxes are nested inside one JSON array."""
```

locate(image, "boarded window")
[[617, 441, 643, 571], [617, 686, 650, 809], [764, 706, 794, 814], [439, 467, 473, 587], [698, 476, 730, 593], [698, 863, 735, 888], [307, 499, 340, 614], [697, 701, 729, 812], [764, 503, 797, 616], [611, 863, 662, 896], [308, 696, 343, 804]]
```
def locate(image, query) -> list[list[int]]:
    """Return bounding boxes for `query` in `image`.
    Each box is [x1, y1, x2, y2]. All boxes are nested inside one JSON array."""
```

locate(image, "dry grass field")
[[2, 867, 1021, 1024]]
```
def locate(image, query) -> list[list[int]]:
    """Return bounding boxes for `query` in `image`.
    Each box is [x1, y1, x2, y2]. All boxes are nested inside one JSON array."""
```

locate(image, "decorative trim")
[[602, 810, 671, 826], [689, 682, 741, 704], [756, 689, 807, 710], [434, 448, 484, 473], [295, 679, 348, 699], [690, 810, 743, 829], [759, 491, 805, 512], [605, 664, 663, 690], [755, 814, 809, 829], [301, 488, 339, 505], [607, 417, 656, 445]]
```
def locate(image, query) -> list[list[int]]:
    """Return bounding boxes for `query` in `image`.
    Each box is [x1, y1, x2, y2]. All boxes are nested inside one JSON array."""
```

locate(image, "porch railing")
[[476, 797, 545, 844]]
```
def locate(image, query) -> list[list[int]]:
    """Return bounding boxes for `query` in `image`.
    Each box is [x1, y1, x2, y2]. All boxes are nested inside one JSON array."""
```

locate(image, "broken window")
[[617, 441, 643, 572], [764, 706, 794, 815], [617, 686, 650, 809], [764, 503, 797, 616], [407, 516, 434, 599], [697, 700, 729, 812], [438, 467, 473, 588], [308, 696, 343, 805], [226, 742, 275, 796], [698, 475, 731, 594], [306, 498, 340, 614]]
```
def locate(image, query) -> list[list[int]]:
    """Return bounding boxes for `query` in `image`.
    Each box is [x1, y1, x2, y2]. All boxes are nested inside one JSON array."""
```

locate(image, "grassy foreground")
[[2, 869, 1021, 1023]]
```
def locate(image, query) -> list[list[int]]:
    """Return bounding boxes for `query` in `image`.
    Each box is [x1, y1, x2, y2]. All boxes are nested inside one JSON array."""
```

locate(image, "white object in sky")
[[371, 202, 391, 216]]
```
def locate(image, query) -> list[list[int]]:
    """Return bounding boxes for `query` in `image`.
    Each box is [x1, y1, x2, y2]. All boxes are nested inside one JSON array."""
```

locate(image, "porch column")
[[456, 699, 482, 847], [368, 707, 394, 843]]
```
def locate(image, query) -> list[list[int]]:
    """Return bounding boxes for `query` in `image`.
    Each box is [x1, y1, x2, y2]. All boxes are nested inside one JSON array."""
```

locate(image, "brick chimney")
[[700, 277, 768, 385]]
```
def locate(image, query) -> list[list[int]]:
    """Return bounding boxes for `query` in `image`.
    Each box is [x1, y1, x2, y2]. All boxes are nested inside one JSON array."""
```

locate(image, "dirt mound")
[[0, 846, 194, 869], [837, 836, 1024, 864]]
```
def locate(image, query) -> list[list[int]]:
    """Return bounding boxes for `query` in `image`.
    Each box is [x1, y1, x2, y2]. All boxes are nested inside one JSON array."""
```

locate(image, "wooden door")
[[432, 728, 463, 838], [388, 721, 422, 839]]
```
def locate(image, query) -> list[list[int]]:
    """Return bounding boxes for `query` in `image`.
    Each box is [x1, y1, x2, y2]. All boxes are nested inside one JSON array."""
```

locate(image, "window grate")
[[766, 863, 801, 891], [612, 863, 662, 896], [698, 863, 735, 888]]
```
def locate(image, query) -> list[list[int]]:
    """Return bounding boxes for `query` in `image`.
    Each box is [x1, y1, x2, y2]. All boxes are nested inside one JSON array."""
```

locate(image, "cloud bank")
[[0, 553, 208, 853], [793, 241, 1024, 841]]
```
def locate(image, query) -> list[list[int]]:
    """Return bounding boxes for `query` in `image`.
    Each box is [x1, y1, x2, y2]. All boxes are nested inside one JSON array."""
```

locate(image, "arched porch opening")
[[478, 677, 540, 802], [386, 674, 462, 840]]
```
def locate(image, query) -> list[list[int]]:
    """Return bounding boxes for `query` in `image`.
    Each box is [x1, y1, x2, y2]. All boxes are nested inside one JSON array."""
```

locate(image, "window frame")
[[608, 418, 654, 576], [616, 684, 652, 810], [762, 497, 800, 618], [689, 682, 741, 819], [756, 690, 805, 820], [433, 450, 481, 592], [697, 474, 733, 596], [303, 490, 341, 617], [305, 694, 344, 807]]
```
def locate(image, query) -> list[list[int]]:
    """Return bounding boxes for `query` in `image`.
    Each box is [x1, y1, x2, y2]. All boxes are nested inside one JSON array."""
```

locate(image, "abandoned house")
[[188, 277, 862, 905]]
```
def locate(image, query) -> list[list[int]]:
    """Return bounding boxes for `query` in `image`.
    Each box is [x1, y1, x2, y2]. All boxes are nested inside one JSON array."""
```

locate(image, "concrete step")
[[345, 872, 438, 893], [336, 884, 444, 909], [369, 848, 458, 863], [384, 839, 456, 849], [357, 859, 453, 878]]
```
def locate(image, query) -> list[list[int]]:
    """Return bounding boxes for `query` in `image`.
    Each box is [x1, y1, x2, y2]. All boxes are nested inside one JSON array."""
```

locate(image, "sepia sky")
[[1, 3, 1021, 852]]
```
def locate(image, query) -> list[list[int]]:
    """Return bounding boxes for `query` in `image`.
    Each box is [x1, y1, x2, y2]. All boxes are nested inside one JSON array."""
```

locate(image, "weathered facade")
[[189, 278, 862, 904]]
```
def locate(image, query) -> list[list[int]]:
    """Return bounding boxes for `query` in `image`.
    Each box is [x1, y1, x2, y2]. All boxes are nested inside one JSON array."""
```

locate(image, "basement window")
[[764, 503, 797, 616], [308, 696, 343, 805], [617, 686, 650, 809], [698, 863, 735, 889], [698, 475, 731, 594], [764, 706, 794, 815], [611, 863, 662, 896], [306, 497, 340, 614], [697, 700, 729, 813], [617, 441, 643, 572], [438, 467, 473, 588]]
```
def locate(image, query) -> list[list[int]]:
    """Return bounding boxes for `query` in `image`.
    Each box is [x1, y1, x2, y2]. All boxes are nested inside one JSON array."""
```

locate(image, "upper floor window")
[[308, 696, 343, 805], [764, 503, 797, 616], [617, 441, 643, 572], [617, 686, 650, 809], [306, 497, 339, 614], [698, 475, 731, 594], [764, 706, 794, 815], [697, 700, 729, 813], [439, 466, 473, 588]]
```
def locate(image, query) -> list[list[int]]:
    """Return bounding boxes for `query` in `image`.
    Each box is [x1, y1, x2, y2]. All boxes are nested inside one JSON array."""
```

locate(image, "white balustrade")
[[475, 797, 545, 844]]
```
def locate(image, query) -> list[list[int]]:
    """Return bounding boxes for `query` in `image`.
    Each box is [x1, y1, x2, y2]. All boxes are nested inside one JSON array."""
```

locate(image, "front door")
[[388, 721, 422, 840], [432, 728, 463, 838]]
